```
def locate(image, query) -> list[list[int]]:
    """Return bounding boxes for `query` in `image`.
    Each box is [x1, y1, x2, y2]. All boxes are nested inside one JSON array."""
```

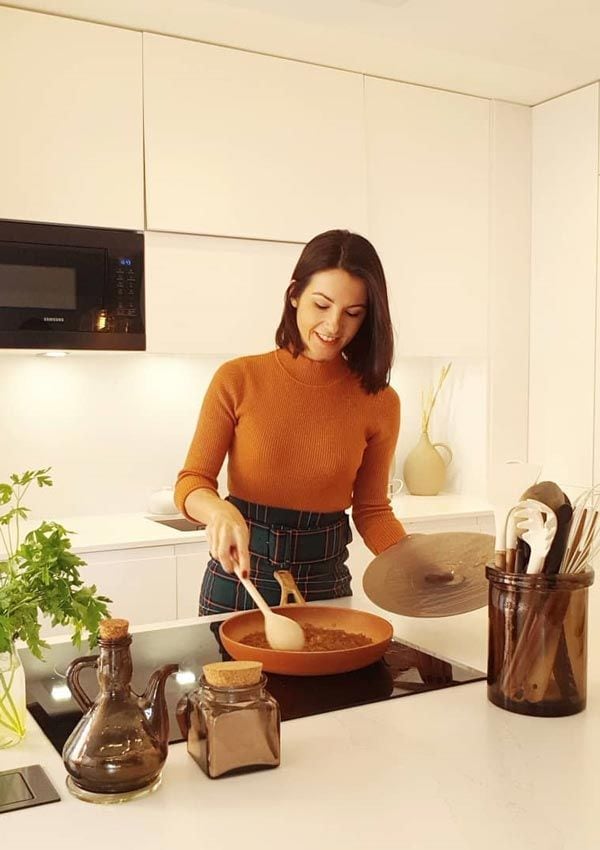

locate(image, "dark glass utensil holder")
[[486, 566, 594, 716]]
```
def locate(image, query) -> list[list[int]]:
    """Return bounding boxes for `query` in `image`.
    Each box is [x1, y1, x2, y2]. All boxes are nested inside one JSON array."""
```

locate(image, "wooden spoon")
[[519, 481, 572, 574], [234, 565, 305, 651]]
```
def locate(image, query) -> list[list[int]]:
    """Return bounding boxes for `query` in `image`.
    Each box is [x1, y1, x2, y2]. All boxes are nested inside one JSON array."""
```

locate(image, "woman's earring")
[[290, 298, 297, 308]]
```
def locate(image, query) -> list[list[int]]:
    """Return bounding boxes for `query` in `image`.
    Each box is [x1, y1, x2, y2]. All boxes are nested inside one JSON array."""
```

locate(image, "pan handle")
[[274, 570, 307, 606]]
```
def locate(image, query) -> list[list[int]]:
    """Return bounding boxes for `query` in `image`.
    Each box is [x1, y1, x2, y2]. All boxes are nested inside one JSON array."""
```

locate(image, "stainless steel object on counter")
[[148, 516, 206, 532], [0, 765, 60, 814]]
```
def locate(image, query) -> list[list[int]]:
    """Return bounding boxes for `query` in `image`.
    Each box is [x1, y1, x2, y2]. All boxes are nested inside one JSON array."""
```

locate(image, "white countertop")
[[2, 512, 208, 556], [391, 491, 492, 522], [6, 493, 492, 555], [1, 576, 598, 850]]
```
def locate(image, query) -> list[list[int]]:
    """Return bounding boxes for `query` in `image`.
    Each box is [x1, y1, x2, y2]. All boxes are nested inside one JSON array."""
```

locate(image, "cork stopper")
[[99, 618, 129, 641], [203, 660, 262, 688]]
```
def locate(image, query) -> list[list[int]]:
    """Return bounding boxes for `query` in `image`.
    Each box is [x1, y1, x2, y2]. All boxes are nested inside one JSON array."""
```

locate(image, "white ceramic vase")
[[403, 430, 453, 496]]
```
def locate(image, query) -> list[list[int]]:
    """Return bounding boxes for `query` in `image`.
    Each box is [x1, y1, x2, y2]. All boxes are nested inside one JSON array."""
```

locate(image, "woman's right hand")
[[205, 500, 251, 577], [182, 490, 251, 577]]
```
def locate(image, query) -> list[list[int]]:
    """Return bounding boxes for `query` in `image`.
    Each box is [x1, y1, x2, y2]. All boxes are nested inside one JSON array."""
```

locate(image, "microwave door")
[[0, 241, 106, 333]]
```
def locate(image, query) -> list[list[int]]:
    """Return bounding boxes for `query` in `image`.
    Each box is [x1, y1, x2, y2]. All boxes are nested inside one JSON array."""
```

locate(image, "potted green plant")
[[0, 468, 111, 748]]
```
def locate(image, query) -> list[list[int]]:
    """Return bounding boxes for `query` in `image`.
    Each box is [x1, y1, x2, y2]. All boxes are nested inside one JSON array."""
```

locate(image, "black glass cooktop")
[[21, 619, 485, 755]]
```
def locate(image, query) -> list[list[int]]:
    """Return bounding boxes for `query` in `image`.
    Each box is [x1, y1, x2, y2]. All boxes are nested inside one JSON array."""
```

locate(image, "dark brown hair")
[[275, 230, 395, 394]]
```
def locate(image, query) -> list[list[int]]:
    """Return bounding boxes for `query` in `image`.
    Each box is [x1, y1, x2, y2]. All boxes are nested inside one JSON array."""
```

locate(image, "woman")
[[174, 229, 406, 615]]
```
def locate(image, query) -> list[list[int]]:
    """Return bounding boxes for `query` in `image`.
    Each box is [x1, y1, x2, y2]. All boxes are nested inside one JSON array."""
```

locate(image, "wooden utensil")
[[503, 587, 570, 704], [520, 481, 565, 513], [519, 482, 572, 574], [233, 565, 305, 651], [514, 537, 529, 574]]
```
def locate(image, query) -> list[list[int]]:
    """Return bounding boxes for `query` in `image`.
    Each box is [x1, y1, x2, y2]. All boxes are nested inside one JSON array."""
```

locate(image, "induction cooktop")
[[21, 619, 485, 755]]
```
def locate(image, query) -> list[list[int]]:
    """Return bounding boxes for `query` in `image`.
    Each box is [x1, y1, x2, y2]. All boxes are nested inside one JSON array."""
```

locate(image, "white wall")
[[0, 353, 224, 518], [0, 353, 487, 519]]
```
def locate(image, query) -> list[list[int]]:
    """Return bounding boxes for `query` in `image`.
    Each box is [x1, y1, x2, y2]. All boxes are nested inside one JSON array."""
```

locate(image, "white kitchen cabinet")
[[347, 514, 490, 579], [530, 84, 599, 489], [78, 546, 177, 628], [176, 541, 210, 619], [143, 33, 367, 242], [145, 231, 301, 354], [476, 514, 495, 536], [403, 517, 481, 535], [364, 77, 489, 357], [39, 541, 202, 637], [0, 7, 144, 229]]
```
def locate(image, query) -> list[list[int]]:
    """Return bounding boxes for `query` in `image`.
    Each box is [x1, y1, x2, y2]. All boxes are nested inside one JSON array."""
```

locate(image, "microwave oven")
[[0, 219, 145, 350]]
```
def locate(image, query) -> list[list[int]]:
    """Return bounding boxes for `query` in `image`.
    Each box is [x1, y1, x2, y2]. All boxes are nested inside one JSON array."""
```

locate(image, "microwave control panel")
[[110, 255, 143, 318]]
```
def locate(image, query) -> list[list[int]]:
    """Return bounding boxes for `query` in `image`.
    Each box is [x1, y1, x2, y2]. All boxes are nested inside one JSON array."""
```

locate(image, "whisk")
[[560, 485, 600, 574]]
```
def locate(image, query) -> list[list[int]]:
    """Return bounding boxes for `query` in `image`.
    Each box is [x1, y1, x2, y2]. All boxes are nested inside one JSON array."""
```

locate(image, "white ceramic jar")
[[147, 486, 178, 516]]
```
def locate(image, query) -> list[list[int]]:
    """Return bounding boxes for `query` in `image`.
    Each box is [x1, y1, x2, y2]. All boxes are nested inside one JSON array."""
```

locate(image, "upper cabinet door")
[[365, 78, 490, 357], [530, 85, 599, 490], [145, 231, 302, 355], [143, 34, 367, 242], [0, 7, 143, 229]]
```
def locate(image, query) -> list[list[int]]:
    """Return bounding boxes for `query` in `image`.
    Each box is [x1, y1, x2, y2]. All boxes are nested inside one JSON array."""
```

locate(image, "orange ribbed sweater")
[[175, 348, 406, 555]]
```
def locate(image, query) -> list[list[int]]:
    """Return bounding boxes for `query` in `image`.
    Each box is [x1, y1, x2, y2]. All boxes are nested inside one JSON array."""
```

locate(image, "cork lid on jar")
[[99, 618, 130, 641], [202, 660, 262, 688]]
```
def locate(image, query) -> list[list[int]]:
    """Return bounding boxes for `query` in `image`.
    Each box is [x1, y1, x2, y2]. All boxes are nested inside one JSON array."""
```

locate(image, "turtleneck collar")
[[275, 347, 350, 386]]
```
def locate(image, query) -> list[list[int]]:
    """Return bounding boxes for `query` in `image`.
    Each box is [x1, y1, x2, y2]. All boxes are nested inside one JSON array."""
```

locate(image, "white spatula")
[[515, 501, 558, 574], [506, 498, 557, 573], [488, 461, 542, 569]]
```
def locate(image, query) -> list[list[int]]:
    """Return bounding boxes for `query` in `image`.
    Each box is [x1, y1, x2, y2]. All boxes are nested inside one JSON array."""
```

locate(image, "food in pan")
[[241, 623, 373, 652]]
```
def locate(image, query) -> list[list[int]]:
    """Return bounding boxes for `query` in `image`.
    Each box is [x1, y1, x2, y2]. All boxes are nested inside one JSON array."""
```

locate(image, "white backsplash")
[[0, 352, 487, 519]]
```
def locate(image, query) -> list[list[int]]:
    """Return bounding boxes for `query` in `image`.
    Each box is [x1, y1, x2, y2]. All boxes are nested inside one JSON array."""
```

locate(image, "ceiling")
[[5, 0, 600, 105]]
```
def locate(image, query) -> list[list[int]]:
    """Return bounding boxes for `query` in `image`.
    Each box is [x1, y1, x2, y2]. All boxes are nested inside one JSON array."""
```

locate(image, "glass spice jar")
[[176, 661, 280, 778]]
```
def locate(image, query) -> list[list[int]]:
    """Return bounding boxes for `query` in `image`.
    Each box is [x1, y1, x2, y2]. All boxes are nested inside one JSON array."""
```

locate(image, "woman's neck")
[[275, 347, 349, 386]]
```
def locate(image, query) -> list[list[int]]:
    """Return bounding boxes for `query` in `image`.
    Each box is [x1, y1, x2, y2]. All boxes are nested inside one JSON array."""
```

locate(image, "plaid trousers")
[[199, 495, 353, 615]]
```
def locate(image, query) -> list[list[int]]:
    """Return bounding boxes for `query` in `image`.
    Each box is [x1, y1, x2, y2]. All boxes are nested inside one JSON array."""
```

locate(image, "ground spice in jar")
[[182, 661, 280, 778]]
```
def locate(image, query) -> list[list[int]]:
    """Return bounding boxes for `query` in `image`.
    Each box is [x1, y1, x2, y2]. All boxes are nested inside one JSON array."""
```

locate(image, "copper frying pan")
[[219, 571, 393, 676]]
